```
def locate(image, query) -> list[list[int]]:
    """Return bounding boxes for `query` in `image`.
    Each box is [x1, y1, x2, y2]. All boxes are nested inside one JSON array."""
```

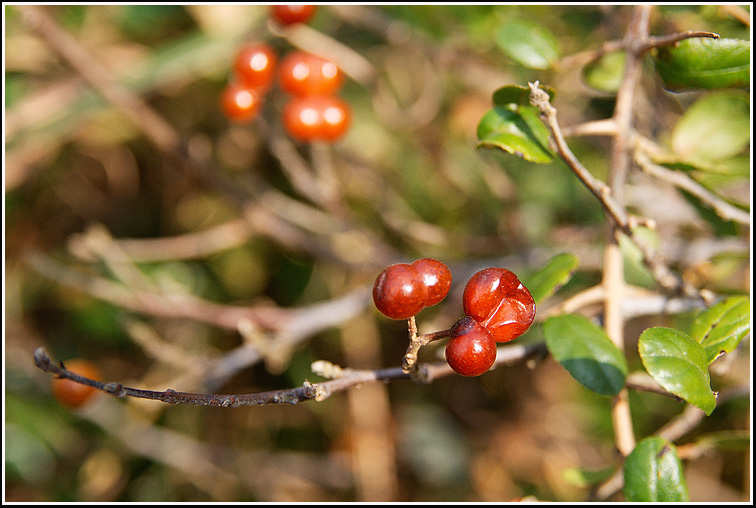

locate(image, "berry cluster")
[[279, 51, 350, 142], [220, 6, 351, 143], [372, 261, 535, 377], [447, 268, 535, 376]]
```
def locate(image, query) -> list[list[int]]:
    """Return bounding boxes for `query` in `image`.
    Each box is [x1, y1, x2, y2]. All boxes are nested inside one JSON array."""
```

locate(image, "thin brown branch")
[[641, 30, 719, 53], [34, 341, 547, 407], [528, 81, 710, 303]]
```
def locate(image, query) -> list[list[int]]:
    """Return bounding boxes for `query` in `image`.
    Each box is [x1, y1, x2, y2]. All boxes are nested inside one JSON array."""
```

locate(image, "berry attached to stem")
[[445, 317, 497, 377], [463, 267, 536, 343]]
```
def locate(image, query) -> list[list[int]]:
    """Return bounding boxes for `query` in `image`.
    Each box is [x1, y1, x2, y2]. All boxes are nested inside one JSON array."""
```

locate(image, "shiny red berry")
[[372, 258, 452, 320], [372, 263, 428, 320], [445, 316, 497, 377], [411, 258, 452, 307], [233, 43, 277, 91], [271, 5, 316, 26], [221, 83, 263, 122], [51, 359, 102, 409], [463, 267, 535, 343], [279, 51, 344, 97]]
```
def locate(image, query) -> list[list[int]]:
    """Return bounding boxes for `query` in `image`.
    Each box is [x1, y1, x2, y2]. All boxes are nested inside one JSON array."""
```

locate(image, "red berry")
[[411, 258, 452, 307], [233, 43, 277, 91], [463, 268, 535, 343], [271, 5, 316, 26], [445, 317, 497, 376], [372, 258, 452, 320], [372, 263, 428, 320], [221, 83, 263, 122], [51, 359, 102, 409], [281, 95, 351, 142], [279, 51, 344, 97]]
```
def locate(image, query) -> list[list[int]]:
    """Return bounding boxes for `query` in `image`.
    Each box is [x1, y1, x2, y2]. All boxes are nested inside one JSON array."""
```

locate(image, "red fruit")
[[271, 5, 316, 26], [463, 267, 535, 343], [281, 95, 350, 142], [51, 359, 102, 409], [372, 258, 452, 320], [410, 258, 452, 307], [373, 263, 428, 320], [279, 51, 344, 97], [233, 43, 277, 91], [221, 84, 263, 122], [445, 316, 498, 376]]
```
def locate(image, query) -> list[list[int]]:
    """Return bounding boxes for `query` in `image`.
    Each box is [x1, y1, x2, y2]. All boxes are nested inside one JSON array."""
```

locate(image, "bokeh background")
[[4, 5, 751, 502]]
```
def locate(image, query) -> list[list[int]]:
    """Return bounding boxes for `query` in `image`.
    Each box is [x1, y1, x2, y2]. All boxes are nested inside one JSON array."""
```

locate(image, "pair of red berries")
[[372, 260, 536, 377]]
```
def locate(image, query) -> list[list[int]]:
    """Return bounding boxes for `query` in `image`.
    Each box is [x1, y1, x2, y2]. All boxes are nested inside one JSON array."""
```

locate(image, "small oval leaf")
[[497, 18, 560, 69], [543, 314, 628, 396], [477, 105, 554, 163], [638, 327, 716, 415], [654, 37, 750, 91], [523, 253, 579, 304], [689, 296, 751, 364], [623, 436, 690, 502], [671, 91, 750, 165]]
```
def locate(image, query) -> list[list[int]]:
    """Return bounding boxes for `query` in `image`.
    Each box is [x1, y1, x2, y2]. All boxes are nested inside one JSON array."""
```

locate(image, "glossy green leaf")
[[523, 253, 579, 304], [671, 91, 750, 165], [654, 37, 750, 91], [477, 105, 554, 163], [497, 18, 560, 69], [638, 327, 716, 415], [492, 84, 555, 108], [689, 296, 751, 364], [623, 437, 689, 502], [582, 50, 626, 93], [543, 315, 628, 396]]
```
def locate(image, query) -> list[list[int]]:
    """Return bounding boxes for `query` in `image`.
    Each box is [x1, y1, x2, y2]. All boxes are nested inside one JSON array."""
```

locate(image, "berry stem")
[[401, 323, 453, 374]]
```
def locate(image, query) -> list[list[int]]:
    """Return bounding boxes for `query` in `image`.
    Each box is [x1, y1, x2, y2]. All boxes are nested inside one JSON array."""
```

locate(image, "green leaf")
[[582, 50, 626, 93], [654, 38, 750, 91], [543, 315, 628, 396], [477, 105, 554, 163], [497, 18, 560, 69], [623, 437, 689, 502], [689, 296, 751, 364], [492, 84, 555, 108], [523, 253, 579, 304], [638, 327, 716, 415], [671, 91, 750, 165]]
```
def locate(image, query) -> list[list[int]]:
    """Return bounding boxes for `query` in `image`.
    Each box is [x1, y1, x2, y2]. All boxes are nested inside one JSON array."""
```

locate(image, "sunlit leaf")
[[623, 437, 689, 502], [477, 105, 554, 163], [523, 253, 579, 304], [689, 296, 750, 364], [638, 327, 716, 415], [543, 314, 628, 396], [654, 37, 750, 91], [497, 18, 560, 69]]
